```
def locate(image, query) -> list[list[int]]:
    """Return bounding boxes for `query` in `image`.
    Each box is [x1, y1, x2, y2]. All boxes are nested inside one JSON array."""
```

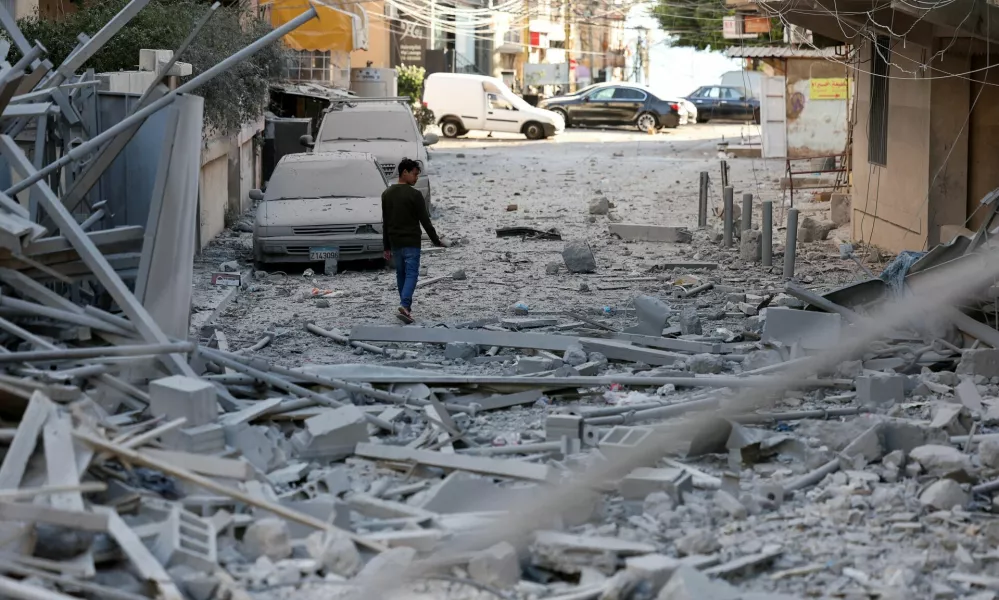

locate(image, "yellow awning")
[[271, 0, 356, 53]]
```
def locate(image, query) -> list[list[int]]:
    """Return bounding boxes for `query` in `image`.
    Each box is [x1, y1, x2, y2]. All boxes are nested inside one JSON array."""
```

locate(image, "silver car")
[[303, 101, 437, 211], [252, 152, 388, 266]]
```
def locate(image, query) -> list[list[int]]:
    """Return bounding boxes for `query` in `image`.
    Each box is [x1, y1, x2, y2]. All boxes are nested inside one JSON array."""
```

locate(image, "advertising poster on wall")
[[390, 15, 427, 68]]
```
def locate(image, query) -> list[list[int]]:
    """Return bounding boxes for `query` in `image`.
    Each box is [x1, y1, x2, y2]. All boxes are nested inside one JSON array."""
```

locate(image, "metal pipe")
[[459, 441, 562, 456], [0, 341, 193, 364], [698, 171, 708, 228], [199, 347, 398, 432], [783, 207, 798, 280], [742, 193, 753, 231], [784, 282, 861, 323], [0, 295, 133, 336], [762, 200, 773, 267], [784, 458, 839, 492], [733, 407, 862, 424], [723, 186, 734, 247], [719, 159, 728, 189], [202, 345, 420, 407], [682, 282, 713, 298], [307, 322, 403, 357], [585, 397, 719, 426], [4, 6, 319, 198]]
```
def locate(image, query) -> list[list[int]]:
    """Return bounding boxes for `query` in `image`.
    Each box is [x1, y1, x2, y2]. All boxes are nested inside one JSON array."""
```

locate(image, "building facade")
[[772, 0, 999, 252]]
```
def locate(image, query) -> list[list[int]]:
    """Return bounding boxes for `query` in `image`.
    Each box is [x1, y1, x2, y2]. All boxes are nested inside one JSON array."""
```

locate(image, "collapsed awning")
[[270, 0, 365, 53]]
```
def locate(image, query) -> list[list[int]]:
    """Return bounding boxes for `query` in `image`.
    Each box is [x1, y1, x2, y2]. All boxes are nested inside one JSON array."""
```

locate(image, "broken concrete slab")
[[763, 308, 842, 351], [563, 240, 597, 273], [856, 374, 906, 408], [532, 531, 656, 575], [957, 379, 985, 413], [619, 467, 690, 501], [579, 339, 686, 367], [625, 295, 672, 336], [958, 349, 999, 378], [919, 478, 969, 510], [291, 405, 370, 461], [501, 317, 558, 330], [796, 216, 835, 243], [354, 443, 553, 481], [608, 224, 692, 243], [909, 444, 972, 477], [468, 541, 520, 588], [678, 308, 702, 336], [739, 229, 762, 262], [443, 342, 478, 361]]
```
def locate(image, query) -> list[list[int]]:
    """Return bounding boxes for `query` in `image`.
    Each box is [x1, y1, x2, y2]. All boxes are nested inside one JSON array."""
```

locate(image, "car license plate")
[[309, 246, 339, 261]]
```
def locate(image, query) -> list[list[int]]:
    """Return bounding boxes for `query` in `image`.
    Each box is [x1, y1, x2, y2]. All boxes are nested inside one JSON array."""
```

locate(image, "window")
[[487, 93, 514, 111], [706, 87, 721, 99], [720, 87, 742, 100], [613, 87, 647, 100], [589, 87, 616, 101], [549, 40, 565, 49], [868, 35, 890, 166], [690, 87, 708, 98], [286, 50, 332, 83]]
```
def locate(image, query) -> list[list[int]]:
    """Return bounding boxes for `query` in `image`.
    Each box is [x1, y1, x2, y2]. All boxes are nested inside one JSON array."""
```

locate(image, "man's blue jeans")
[[393, 247, 421, 310]]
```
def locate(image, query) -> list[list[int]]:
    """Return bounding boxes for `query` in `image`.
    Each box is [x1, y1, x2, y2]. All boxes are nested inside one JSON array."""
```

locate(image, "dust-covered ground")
[[192, 123, 862, 364]]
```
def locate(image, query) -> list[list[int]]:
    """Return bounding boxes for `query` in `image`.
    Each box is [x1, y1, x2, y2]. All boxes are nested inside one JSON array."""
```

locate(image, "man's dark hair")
[[398, 158, 421, 175]]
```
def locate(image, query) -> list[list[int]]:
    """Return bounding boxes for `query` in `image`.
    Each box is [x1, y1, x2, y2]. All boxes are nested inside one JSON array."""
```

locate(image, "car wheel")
[[441, 119, 461, 138], [753, 108, 761, 124], [551, 107, 570, 127], [636, 112, 658, 132], [524, 122, 545, 140]]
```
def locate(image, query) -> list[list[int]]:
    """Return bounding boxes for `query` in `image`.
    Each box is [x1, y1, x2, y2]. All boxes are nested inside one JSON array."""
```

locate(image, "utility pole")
[[564, 0, 573, 92], [522, 0, 530, 91], [429, 0, 435, 50]]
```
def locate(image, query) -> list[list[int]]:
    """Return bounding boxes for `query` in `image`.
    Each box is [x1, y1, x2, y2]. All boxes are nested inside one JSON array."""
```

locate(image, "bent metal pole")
[[4, 5, 319, 198]]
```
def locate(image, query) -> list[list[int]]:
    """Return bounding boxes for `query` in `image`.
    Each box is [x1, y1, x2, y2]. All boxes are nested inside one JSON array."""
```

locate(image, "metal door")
[[612, 87, 646, 123], [580, 87, 616, 124], [484, 93, 522, 133], [760, 75, 787, 158]]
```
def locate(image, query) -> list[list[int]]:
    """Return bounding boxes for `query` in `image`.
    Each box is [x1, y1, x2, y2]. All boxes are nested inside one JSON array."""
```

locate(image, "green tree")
[[652, 1, 784, 51], [13, 0, 286, 134]]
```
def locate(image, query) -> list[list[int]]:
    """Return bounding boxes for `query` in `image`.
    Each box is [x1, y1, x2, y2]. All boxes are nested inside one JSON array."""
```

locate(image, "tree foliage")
[[396, 64, 433, 132], [13, 0, 286, 134], [652, 0, 784, 51]]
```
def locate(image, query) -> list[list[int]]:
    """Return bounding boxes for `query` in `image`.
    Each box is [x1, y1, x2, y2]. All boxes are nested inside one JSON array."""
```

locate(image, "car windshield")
[[265, 160, 385, 201], [569, 83, 604, 96], [319, 111, 418, 143]]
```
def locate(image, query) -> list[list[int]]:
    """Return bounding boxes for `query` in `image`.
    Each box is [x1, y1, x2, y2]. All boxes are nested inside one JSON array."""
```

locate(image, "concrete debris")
[[242, 518, 293, 562], [739, 229, 762, 262], [958, 349, 999, 378], [468, 541, 521, 588], [589, 197, 610, 215], [796, 216, 836, 243], [444, 341, 479, 361], [609, 224, 693, 243], [563, 240, 598, 273], [909, 444, 973, 477], [305, 530, 361, 576], [919, 478, 969, 510], [628, 295, 672, 336], [678, 307, 702, 335]]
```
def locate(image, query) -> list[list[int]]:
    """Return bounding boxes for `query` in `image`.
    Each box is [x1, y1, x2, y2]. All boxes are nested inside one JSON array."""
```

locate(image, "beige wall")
[[852, 41, 933, 252], [785, 58, 850, 158], [351, 0, 390, 68], [968, 56, 999, 233]]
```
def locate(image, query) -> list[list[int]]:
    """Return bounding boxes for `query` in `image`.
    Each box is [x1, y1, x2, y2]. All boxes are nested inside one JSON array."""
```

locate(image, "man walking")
[[382, 158, 446, 323]]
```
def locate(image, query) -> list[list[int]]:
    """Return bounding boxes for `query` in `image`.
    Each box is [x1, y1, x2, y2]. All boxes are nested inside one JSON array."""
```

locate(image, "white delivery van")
[[423, 73, 565, 140]]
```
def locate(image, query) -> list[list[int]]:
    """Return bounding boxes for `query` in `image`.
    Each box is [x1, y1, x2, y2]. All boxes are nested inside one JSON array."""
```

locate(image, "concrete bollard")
[[784, 208, 799, 279], [698, 172, 708, 228], [742, 193, 753, 231], [723, 186, 734, 248], [720, 160, 729, 189], [762, 201, 773, 267]]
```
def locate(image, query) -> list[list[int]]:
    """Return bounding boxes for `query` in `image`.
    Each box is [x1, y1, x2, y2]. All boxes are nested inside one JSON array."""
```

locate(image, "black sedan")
[[685, 85, 760, 123], [538, 84, 681, 131]]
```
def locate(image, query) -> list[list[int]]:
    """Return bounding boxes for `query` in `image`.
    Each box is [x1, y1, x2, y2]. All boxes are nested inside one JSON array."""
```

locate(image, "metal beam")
[[4, 5, 319, 199], [0, 134, 194, 375], [892, 0, 999, 45]]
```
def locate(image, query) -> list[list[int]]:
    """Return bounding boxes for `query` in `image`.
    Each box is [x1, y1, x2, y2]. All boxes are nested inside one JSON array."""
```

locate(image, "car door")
[[728, 87, 755, 119], [579, 87, 617, 125], [612, 87, 647, 124], [484, 92, 522, 133], [688, 86, 712, 118], [718, 87, 747, 119]]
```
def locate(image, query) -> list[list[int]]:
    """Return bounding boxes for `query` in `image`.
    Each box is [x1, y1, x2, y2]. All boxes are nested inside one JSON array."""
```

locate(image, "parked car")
[[251, 152, 388, 267], [537, 83, 682, 131], [685, 85, 760, 123], [301, 100, 437, 210], [423, 73, 564, 140]]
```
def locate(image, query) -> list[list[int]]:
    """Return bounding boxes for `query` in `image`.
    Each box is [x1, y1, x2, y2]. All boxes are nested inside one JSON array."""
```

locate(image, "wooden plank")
[[99, 508, 184, 600], [0, 502, 108, 531], [354, 442, 553, 482], [76, 432, 387, 553], [141, 449, 254, 481]]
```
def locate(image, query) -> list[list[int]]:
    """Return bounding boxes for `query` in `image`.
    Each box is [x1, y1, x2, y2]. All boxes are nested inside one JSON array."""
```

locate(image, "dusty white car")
[[251, 152, 388, 267]]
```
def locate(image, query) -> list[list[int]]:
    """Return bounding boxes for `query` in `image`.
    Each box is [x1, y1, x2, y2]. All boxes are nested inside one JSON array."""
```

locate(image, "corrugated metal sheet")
[[724, 46, 847, 58]]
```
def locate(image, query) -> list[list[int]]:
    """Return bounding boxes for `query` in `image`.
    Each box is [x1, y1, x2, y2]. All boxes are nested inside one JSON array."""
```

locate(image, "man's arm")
[[380, 190, 390, 251], [414, 190, 443, 247]]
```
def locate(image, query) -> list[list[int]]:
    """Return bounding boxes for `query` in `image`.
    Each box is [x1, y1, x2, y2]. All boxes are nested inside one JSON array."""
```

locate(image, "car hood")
[[539, 96, 578, 107], [258, 196, 382, 228], [313, 140, 417, 162]]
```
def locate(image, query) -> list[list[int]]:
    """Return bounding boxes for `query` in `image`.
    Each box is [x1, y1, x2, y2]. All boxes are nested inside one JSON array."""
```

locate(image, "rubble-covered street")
[[179, 125, 999, 600]]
